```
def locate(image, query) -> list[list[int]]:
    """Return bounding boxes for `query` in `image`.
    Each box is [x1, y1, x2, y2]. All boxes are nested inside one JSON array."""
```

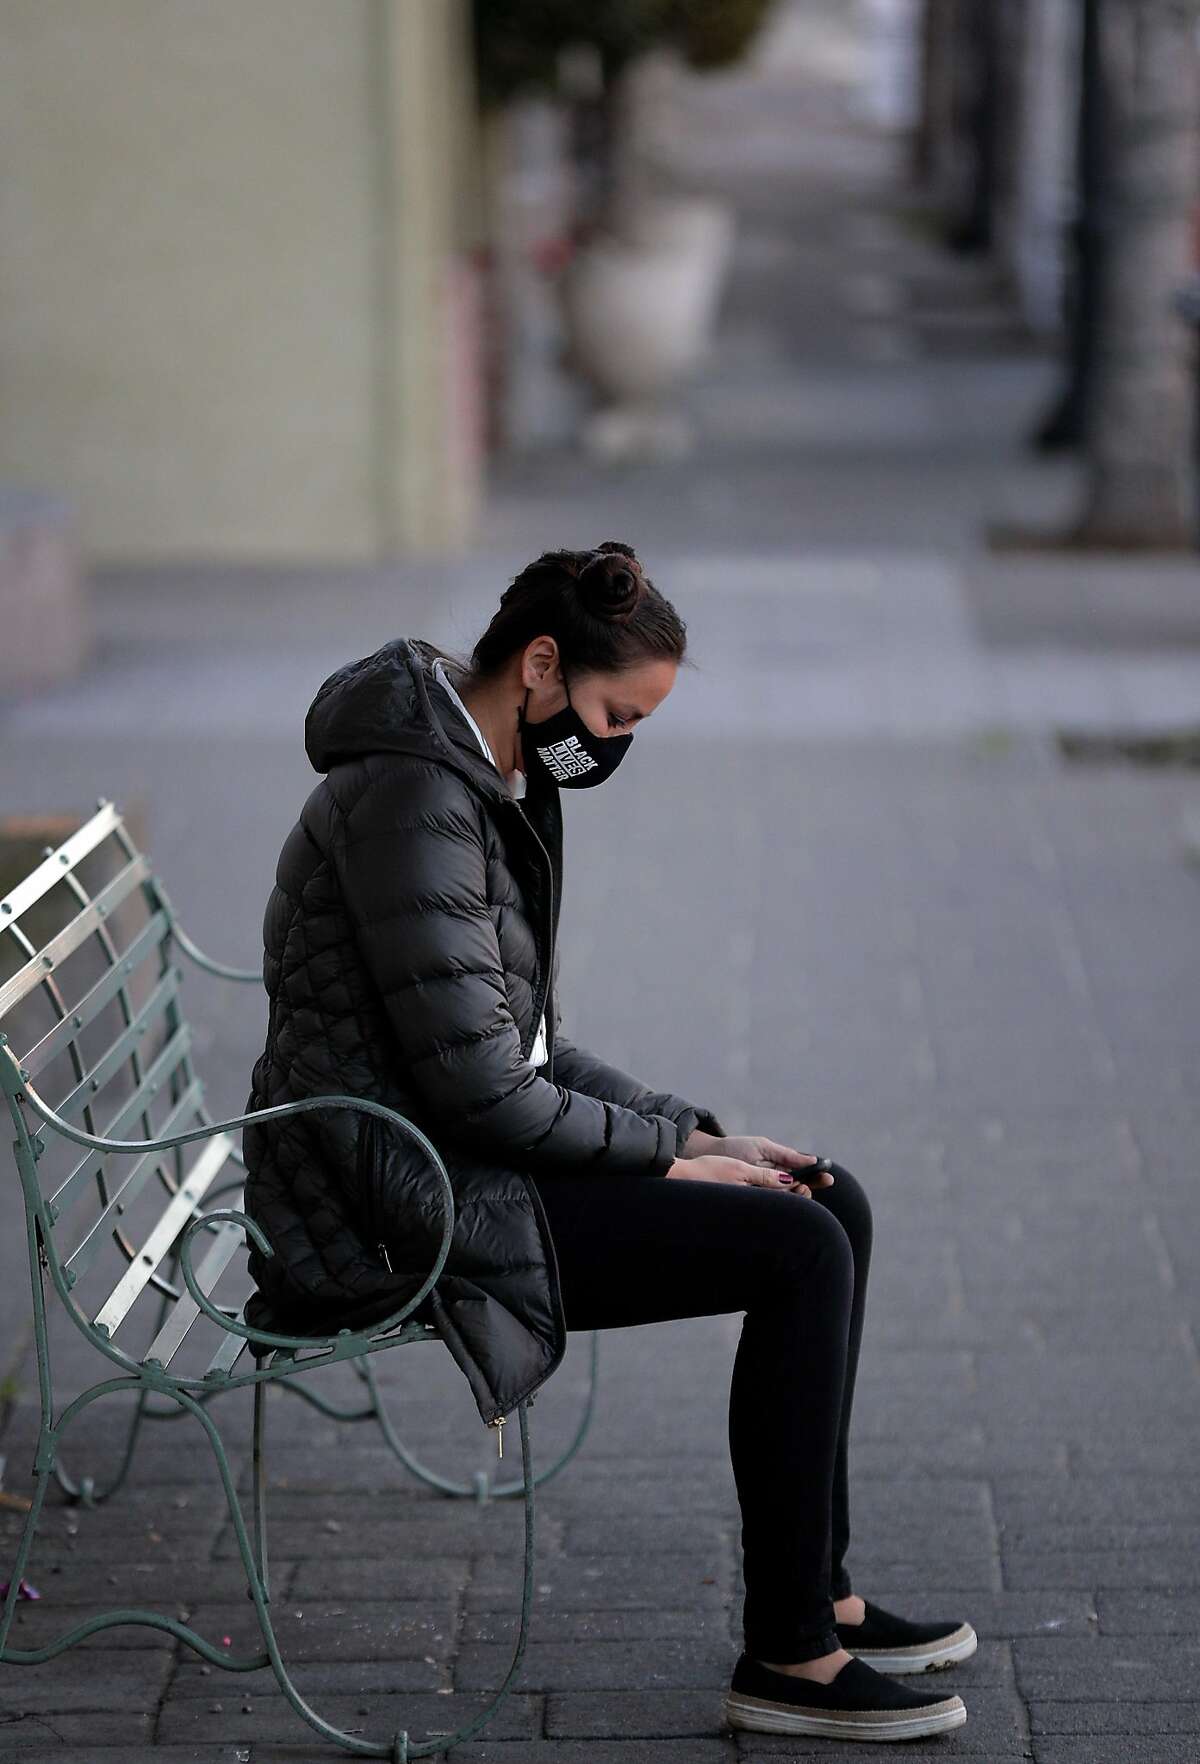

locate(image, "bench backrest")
[[0, 800, 249, 1378]]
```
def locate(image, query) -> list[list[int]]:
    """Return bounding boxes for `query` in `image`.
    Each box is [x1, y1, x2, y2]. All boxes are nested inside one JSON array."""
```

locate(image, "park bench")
[[0, 797, 601, 1761]]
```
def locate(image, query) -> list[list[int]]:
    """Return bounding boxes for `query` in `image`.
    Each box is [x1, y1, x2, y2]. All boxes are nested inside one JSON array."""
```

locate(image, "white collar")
[[433, 657, 526, 799]]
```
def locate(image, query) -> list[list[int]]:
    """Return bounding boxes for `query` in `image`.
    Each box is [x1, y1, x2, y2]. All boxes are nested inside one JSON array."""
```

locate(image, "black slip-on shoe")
[[835, 1597, 978, 1673], [723, 1650, 967, 1741]]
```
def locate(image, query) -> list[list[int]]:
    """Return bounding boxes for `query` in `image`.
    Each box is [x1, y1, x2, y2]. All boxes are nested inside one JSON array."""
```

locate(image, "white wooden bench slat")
[[55, 1074, 204, 1257], [54, 999, 189, 1134], [143, 1215, 247, 1369], [91, 1134, 232, 1337], [204, 1299, 253, 1378], [21, 926, 177, 1082], [0, 799, 122, 927], [0, 852, 152, 1017]]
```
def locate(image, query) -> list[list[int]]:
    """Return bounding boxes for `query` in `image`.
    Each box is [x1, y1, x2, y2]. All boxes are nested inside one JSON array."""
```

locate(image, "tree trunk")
[[1010, 0, 1081, 335], [1073, 0, 1200, 547]]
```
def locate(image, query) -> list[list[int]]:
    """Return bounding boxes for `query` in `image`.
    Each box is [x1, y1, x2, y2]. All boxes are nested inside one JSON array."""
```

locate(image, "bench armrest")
[[176, 1206, 442, 1358], [142, 868, 260, 982], [11, 1075, 456, 1358], [165, 911, 261, 984]]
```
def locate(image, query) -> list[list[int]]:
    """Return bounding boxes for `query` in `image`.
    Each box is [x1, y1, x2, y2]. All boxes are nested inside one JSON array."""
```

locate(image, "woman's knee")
[[812, 1160, 872, 1255], [771, 1190, 856, 1296]]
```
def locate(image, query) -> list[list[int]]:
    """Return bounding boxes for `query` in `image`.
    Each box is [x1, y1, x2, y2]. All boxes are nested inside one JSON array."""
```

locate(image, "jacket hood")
[[304, 635, 517, 810]]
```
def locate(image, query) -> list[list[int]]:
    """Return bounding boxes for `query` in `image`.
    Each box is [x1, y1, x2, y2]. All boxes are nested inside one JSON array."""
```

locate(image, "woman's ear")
[[520, 638, 556, 692]]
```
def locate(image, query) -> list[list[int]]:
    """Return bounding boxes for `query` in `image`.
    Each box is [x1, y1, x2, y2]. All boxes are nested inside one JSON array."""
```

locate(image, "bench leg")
[[244, 1372, 542, 1759], [0, 1373, 274, 1669], [7, 1369, 539, 1757], [51, 1239, 206, 1504], [51, 1380, 161, 1507], [0, 1404, 57, 1659], [2, 1214, 98, 1646], [1, 1284, 542, 1755], [251, 1374, 271, 1605]]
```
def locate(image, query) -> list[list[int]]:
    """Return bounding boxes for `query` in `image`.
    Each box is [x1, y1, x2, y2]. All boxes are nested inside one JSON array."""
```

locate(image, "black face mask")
[[517, 670, 633, 789]]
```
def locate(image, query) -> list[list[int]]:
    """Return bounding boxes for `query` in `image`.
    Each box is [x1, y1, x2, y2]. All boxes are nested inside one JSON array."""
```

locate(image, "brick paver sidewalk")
[[2, 4, 1198, 1759]]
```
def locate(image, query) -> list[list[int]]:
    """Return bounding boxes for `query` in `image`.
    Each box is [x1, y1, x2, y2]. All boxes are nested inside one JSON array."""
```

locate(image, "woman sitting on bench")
[[242, 540, 976, 1745]]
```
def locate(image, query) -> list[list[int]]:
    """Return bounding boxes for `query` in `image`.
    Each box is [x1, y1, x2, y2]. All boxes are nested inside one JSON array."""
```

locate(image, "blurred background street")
[[1, 3, 1198, 1760]]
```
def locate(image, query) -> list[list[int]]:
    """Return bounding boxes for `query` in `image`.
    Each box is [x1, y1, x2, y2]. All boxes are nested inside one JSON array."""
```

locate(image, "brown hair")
[[451, 541, 692, 690]]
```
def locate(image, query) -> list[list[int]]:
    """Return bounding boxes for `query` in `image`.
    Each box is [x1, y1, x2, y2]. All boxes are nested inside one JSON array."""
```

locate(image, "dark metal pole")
[[948, 0, 999, 252], [1033, 0, 1104, 450]]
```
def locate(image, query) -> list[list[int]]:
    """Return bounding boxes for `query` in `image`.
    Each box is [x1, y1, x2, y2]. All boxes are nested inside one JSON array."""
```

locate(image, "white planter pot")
[[562, 195, 735, 405]]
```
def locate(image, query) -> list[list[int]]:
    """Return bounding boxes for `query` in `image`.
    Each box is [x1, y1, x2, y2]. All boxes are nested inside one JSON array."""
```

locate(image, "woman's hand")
[[675, 1133, 834, 1197], [666, 1150, 828, 1195]]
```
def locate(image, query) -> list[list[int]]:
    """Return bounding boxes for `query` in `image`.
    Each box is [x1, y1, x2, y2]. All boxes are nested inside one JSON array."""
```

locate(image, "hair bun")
[[578, 541, 643, 621]]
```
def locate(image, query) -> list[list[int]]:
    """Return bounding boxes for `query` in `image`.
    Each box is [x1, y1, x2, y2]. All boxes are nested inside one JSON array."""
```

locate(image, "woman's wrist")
[[680, 1127, 721, 1158]]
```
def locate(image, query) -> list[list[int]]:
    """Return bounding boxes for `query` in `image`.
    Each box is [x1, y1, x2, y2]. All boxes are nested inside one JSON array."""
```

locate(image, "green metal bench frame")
[[0, 798, 601, 1761]]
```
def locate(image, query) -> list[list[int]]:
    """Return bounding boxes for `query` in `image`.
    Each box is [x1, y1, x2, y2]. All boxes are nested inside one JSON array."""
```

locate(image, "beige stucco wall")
[[0, 0, 482, 563]]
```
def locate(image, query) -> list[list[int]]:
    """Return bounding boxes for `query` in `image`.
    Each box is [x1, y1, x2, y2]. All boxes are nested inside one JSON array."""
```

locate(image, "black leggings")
[[528, 1159, 871, 1663]]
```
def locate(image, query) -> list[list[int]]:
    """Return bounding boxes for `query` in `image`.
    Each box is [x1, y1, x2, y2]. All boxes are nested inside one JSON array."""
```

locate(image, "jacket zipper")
[[482, 798, 557, 1450], [358, 1115, 395, 1274], [508, 797, 557, 1072]]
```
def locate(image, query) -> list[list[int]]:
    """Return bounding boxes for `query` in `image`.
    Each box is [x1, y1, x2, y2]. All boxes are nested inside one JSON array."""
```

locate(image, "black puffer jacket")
[[241, 636, 726, 1430]]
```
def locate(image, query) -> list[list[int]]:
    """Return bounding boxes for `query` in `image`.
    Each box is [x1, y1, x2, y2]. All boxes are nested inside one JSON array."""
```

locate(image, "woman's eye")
[[608, 715, 627, 730]]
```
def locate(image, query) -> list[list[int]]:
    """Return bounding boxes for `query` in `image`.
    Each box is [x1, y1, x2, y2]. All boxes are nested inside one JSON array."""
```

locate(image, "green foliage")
[[471, 0, 777, 108], [668, 0, 777, 70]]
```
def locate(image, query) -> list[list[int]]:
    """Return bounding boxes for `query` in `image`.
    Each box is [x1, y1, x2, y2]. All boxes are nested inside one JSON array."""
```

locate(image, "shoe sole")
[[846, 1624, 978, 1674], [724, 1689, 967, 1741]]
